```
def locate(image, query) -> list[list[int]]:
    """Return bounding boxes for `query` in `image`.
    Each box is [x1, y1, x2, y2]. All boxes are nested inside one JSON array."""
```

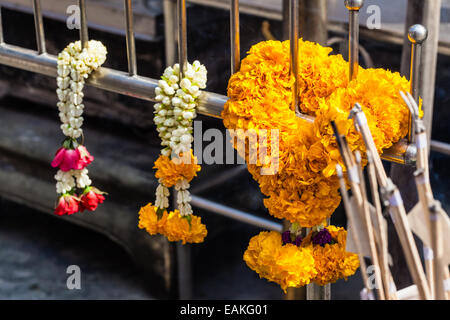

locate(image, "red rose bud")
[[51, 145, 94, 172], [54, 194, 80, 216], [80, 189, 105, 212]]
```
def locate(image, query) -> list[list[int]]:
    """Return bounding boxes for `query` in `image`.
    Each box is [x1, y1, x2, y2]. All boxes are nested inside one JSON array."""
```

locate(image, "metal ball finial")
[[408, 24, 428, 44], [345, 0, 364, 11]]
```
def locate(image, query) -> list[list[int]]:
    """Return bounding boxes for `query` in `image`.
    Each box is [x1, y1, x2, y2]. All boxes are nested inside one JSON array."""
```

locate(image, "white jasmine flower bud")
[[182, 111, 194, 120], [180, 78, 191, 90], [180, 134, 192, 144], [164, 119, 175, 127], [162, 97, 171, 105]]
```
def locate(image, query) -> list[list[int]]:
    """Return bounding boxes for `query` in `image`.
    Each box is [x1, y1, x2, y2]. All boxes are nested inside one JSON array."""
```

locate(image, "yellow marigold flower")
[[163, 210, 207, 244], [222, 39, 410, 227], [243, 231, 317, 292], [302, 226, 360, 286], [154, 151, 201, 188], [138, 203, 167, 235]]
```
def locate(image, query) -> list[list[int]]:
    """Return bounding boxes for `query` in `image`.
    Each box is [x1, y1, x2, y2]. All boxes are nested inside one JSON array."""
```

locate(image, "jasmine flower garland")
[[153, 61, 207, 216], [51, 40, 107, 216], [138, 61, 208, 244]]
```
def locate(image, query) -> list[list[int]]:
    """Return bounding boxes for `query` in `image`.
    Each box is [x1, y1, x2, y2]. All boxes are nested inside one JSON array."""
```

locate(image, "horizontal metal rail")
[[430, 140, 450, 156], [190, 195, 283, 232], [0, 43, 226, 118], [1, 42, 449, 161]]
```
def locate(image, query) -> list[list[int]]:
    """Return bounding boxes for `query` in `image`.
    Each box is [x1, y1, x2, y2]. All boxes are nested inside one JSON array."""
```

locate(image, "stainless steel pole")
[[230, 0, 240, 74], [290, 0, 299, 113], [408, 24, 428, 143], [345, 0, 364, 81], [177, 0, 187, 77], [32, 0, 46, 54], [78, 0, 89, 49], [124, 0, 137, 76]]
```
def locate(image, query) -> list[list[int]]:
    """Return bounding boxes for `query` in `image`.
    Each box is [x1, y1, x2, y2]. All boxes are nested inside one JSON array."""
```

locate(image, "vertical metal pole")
[[78, 0, 89, 49], [290, 0, 299, 113], [401, 0, 441, 143], [163, 0, 177, 66], [0, 6, 4, 44], [307, 219, 331, 300], [299, 0, 328, 46], [177, 0, 187, 77], [407, 25, 428, 143], [345, 0, 364, 81], [124, 0, 137, 76], [32, 0, 46, 54], [230, 0, 240, 74], [175, 0, 191, 299], [284, 221, 307, 300]]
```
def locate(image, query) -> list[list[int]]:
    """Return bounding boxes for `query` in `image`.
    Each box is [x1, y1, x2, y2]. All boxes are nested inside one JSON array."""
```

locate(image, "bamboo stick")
[[337, 164, 374, 299], [354, 151, 385, 300], [367, 151, 397, 299], [350, 104, 431, 300]]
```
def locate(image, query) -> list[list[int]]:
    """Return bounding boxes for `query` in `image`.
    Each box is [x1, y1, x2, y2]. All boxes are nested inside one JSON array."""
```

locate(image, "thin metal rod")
[[124, 0, 137, 76], [79, 0, 89, 49], [430, 140, 450, 156], [190, 195, 283, 232], [163, 0, 177, 66], [230, 0, 240, 74], [407, 24, 427, 143], [0, 6, 3, 44], [345, 1, 363, 81], [290, 0, 299, 113], [32, 0, 46, 54], [177, 0, 187, 77]]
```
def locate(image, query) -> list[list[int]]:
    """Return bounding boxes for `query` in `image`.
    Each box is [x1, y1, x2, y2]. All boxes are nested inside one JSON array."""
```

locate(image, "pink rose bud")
[[54, 194, 80, 216], [51, 145, 94, 172]]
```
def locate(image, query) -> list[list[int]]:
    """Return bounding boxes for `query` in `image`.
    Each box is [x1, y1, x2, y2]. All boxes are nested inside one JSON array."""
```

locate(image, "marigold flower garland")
[[224, 39, 411, 290], [138, 62, 208, 244], [51, 40, 107, 216]]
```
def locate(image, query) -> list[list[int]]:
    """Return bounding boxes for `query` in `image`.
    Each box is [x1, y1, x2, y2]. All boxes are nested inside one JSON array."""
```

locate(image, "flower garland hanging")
[[224, 39, 411, 290], [223, 39, 411, 227], [52, 40, 107, 216], [138, 61, 208, 244]]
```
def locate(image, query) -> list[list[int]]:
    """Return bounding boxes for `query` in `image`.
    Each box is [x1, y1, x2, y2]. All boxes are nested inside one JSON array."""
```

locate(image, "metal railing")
[[0, 0, 450, 298]]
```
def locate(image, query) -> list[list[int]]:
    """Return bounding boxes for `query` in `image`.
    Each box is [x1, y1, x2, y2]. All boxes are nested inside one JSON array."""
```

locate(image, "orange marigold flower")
[[243, 231, 317, 292], [154, 151, 201, 188], [138, 203, 168, 235], [163, 210, 207, 244], [222, 39, 410, 227]]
